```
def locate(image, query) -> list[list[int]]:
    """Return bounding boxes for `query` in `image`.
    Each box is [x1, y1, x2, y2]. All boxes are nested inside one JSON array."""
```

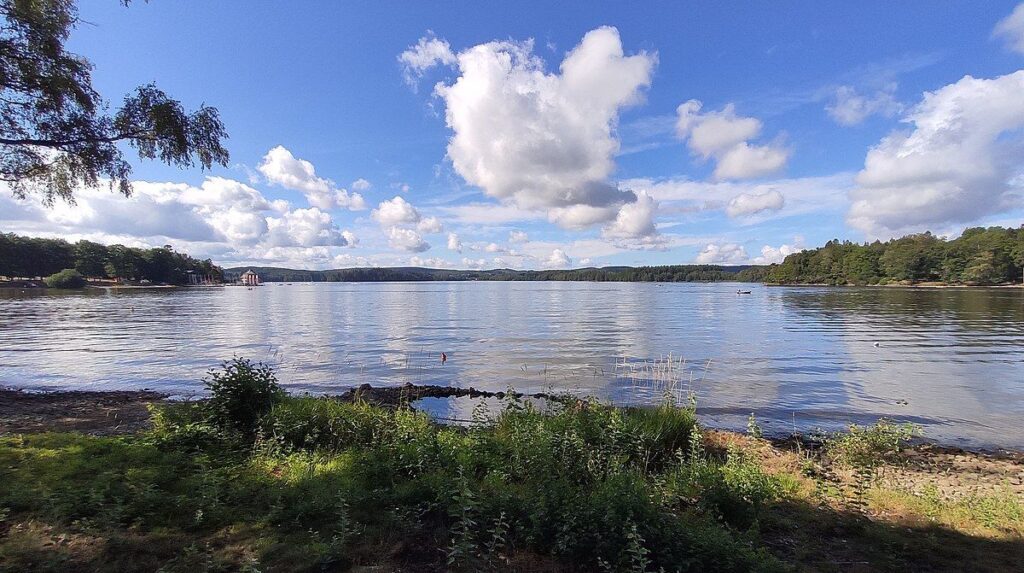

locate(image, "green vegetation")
[[2, 362, 1022, 572], [203, 358, 286, 440], [0, 232, 223, 284], [224, 264, 760, 283], [0, 0, 228, 205], [765, 226, 1024, 285], [42, 269, 85, 289]]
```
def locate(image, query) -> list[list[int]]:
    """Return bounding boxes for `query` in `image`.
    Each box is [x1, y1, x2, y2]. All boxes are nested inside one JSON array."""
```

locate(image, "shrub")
[[825, 419, 920, 469], [43, 268, 86, 289], [204, 357, 284, 439]]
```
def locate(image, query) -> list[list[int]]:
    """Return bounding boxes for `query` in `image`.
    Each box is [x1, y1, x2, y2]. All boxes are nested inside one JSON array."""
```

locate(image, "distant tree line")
[[0, 232, 223, 284], [224, 264, 760, 283], [764, 226, 1024, 285]]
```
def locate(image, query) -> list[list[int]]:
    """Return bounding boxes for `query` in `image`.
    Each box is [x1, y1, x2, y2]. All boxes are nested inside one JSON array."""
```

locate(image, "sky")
[[2, 1, 1024, 270]]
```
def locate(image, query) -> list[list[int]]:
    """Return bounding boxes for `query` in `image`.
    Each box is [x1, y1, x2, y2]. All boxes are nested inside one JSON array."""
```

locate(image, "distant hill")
[[222, 264, 765, 283]]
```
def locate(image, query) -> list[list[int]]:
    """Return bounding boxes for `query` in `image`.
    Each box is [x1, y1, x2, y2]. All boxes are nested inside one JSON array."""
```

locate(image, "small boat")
[[736, 290, 751, 295]]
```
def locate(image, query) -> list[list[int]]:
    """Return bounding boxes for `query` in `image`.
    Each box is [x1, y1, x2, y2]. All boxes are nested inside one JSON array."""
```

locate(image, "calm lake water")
[[2, 282, 1023, 448]]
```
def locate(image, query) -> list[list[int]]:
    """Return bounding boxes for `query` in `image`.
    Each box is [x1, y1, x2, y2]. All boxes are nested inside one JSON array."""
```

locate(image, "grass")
[[0, 364, 1022, 571]]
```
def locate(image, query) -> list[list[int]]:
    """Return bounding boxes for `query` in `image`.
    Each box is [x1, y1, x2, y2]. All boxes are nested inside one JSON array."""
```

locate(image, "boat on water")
[[736, 290, 752, 295]]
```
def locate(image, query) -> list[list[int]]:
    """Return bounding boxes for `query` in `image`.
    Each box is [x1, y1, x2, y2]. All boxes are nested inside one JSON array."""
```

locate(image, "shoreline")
[[4, 385, 1022, 459], [3, 384, 1022, 572], [764, 281, 1024, 289]]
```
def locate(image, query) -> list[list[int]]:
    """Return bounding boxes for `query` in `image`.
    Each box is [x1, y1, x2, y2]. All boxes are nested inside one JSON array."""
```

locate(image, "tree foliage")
[[42, 267, 84, 288], [0, 0, 229, 204], [0, 231, 223, 283], [764, 226, 1024, 286], [223, 264, 761, 283]]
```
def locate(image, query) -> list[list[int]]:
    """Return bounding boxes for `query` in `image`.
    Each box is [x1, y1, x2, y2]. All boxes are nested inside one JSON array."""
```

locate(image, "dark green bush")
[[204, 357, 284, 439], [43, 268, 86, 288]]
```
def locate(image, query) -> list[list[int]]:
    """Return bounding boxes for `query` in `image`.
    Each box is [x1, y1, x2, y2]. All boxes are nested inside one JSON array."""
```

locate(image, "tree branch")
[[0, 129, 153, 148]]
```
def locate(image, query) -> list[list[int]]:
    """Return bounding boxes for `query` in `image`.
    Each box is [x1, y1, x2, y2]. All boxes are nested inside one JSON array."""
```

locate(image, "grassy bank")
[[1, 361, 1022, 572]]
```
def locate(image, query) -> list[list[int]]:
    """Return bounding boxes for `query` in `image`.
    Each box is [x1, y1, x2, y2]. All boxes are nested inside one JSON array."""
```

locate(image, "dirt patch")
[[0, 389, 166, 435], [883, 444, 1024, 499]]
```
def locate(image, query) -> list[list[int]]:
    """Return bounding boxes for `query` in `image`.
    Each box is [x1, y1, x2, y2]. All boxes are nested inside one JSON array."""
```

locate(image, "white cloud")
[[603, 190, 658, 239], [399, 34, 457, 86], [372, 196, 421, 226], [258, 146, 366, 210], [675, 101, 789, 180], [694, 243, 748, 264], [547, 204, 620, 230], [461, 257, 487, 269], [508, 230, 529, 243], [848, 71, 1024, 238], [541, 248, 572, 269], [416, 216, 444, 234], [351, 178, 372, 191], [725, 190, 785, 217], [432, 26, 655, 228], [752, 238, 805, 264], [484, 242, 505, 253], [446, 232, 463, 253], [622, 172, 853, 223], [0, 175, 358, 268], [265, 207, 352, 248], [994, 3, 1024, 54], [387, 226, 430, 252], [409, 256, 450, 268], [441, 202, 545, 224], [827, 84, 902, 126]]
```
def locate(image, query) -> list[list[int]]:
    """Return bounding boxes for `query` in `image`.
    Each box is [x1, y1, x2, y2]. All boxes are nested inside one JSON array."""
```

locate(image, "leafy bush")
[[43, 268, 86, 288], [204, 357, 284, 439], [825, 419, 920, 469]]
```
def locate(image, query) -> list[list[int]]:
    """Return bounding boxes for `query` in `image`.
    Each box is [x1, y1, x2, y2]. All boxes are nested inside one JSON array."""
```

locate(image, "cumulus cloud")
[[603, 190, 657, 238], [484, 242, 505, 253], [541, 249, 572, 268], [508, 230, 529, 243], [416, 216, 444, 234], [398, 34, 457, 86], [694, 243, 748, 264], [623, 173, 853, 223], [994, 3, 1024, 54], [461, 257, 487, 269], [428, 26, 655, 229], [409, 256, 450, 268], [372, 196, 421, 226], [351, 178, 372, 191], [827, 84, 902, 126], [848, 70, 1024, 237], [387, 226, 430, 252], [0, 175, 357, 268], [675, 101, 789, 180], [266, 208, 352, 248], [752, 238, 804, 264], [258, 146, 366, 210], [447, 232, 463, 252], [725, 190, 785, 217]]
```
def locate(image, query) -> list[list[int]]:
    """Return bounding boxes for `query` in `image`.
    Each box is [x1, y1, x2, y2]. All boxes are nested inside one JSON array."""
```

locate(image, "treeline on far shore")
[[224, 264, 765, 283], [0, 232, 223, 285], [757, 226, 1024, 286]]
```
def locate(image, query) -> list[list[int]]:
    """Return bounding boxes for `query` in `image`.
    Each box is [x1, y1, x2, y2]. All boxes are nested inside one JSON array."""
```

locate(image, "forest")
[[761, 226, 1024, 285], [223, 264, 759, 283], [0, 233, 223, 284]]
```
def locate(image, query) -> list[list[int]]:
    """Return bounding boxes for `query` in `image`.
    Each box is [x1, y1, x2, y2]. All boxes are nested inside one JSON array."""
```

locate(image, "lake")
[[2, 282, 1022, 448]]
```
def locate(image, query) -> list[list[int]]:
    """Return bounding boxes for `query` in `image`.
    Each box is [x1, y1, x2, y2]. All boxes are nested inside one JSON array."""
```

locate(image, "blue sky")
[[3, 1, 1024, 269]]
